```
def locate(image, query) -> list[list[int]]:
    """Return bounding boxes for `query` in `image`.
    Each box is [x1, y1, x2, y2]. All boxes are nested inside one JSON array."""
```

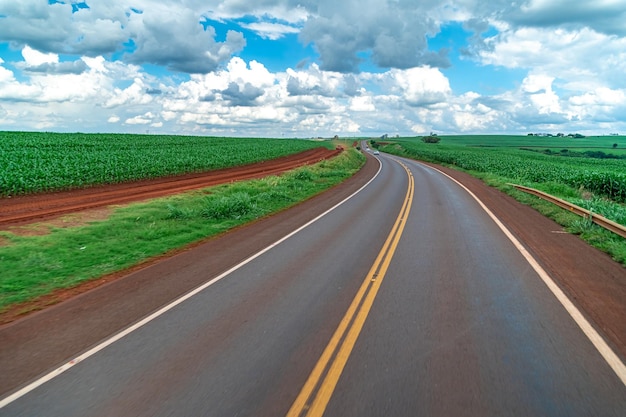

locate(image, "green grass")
[[379, 136, 626, 266], [420, 134, 626, 148], [0, 148, 365, 311], [0, 132, 332, 196], [520, 147, 626, 158]]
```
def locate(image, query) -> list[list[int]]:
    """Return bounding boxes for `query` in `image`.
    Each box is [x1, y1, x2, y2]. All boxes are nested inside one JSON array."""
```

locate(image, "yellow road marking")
[[287, 161, 414, 417]]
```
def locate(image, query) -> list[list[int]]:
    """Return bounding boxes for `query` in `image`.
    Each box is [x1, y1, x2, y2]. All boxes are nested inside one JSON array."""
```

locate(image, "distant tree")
[[613, 143, 618, 149], [421, 135, 441, 143]]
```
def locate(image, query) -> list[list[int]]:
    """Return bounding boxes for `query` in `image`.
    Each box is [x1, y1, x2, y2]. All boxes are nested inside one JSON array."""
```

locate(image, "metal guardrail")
[[509, 184, 626, 239]]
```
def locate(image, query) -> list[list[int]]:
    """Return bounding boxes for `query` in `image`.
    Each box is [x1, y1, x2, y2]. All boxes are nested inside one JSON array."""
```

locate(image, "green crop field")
[[0, 149, 364, 311], [380, 135, 626, 204], [0, 132, 332, 197], [423, 134, 626, 149]]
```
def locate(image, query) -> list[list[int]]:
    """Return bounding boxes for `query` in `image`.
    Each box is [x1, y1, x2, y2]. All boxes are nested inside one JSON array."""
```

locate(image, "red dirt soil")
[[0, 147, 340, 322], [0, 147, 340, 227]]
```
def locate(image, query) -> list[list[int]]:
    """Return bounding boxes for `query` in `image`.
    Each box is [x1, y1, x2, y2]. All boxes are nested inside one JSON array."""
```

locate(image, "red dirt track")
[[0, 147, 340, 227]]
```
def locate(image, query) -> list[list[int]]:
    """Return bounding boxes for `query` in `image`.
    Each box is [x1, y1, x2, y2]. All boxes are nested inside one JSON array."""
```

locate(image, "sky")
[[0, 0, 625, 138]]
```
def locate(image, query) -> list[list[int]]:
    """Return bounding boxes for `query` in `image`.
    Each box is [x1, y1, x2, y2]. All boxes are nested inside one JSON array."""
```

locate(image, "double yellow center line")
[[287, 161, 414, 417]]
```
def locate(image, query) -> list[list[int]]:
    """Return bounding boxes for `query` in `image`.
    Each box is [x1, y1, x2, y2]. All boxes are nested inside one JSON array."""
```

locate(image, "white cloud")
[[227, 58, 275, 87], [240, 22, 299, 40], [125, 112, 156, 125], [105, 78, 153, 108], [297, 0, 451, 72], [478, 27, 626, 88], [384, 67, 451, 107], [127, 6, 246, 73], [0, 59, 16, 83], [21, 45, 58, 66], [0, 0, 245, 74], [285, 64, 344, 97], [349, 96, 375, 112], [520, 73, 561, 114], [512, 0, 626, 36], [0, 1, 625, 136], [204, 1, 309, 25], [570, 88, 625, 107]]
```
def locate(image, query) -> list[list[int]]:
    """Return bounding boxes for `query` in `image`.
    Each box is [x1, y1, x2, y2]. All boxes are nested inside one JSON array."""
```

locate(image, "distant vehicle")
[[373, 150, 380, 155]]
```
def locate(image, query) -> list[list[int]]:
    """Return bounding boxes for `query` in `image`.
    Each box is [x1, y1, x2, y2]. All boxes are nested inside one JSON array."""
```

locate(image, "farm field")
[[423, 134, 626, 149], [0, 132, 332, 197], [379, 135, 626, 264], [0, 144, 365, 314]]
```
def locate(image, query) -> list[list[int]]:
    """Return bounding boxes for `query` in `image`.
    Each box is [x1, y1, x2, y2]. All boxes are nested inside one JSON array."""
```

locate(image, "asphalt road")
[[2, 151, 625, 416]]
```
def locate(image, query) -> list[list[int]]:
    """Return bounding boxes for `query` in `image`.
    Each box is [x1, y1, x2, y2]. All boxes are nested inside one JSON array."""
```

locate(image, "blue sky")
[[0, 0, 625, 137]]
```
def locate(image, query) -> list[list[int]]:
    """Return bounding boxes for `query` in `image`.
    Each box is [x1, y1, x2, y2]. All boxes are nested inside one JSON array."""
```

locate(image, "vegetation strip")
[[0, 132, 331, 197], [0, 148, 365, 313], [510, 184, 626, 239]]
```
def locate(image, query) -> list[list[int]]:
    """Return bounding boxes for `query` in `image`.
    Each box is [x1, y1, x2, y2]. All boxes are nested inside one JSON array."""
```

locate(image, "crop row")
[[385, 140, 626, 203], [0, 132, 329, 197]]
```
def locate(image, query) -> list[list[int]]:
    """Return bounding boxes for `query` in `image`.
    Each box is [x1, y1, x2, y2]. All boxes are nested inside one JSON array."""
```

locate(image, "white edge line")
[[419, 161, 626, 386], [0, 157, 383, 409]]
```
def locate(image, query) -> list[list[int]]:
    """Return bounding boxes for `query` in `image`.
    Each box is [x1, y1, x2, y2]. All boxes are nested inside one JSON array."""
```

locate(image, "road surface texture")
[[1, 150, 625, 416]]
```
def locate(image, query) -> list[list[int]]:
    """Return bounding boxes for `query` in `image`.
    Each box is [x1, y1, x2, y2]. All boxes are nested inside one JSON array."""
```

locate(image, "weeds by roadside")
[[0, 149, 365, 311]]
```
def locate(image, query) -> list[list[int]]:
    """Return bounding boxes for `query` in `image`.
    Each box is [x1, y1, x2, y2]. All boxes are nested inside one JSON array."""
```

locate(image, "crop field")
[[381, 135, 626, 204], [424, 134, 626, 149], [0, 149, 364, 311], [0, 132, 331, 197]]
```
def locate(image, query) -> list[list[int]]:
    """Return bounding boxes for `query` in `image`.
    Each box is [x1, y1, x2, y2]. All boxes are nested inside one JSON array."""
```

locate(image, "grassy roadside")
[[380, 143, 626, 267], [0, 148, 365, 312], [476, 173, 626, 265]]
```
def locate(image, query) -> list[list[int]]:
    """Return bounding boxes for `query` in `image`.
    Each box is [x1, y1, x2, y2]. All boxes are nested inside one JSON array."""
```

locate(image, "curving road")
[[1, 150, 625, 416]]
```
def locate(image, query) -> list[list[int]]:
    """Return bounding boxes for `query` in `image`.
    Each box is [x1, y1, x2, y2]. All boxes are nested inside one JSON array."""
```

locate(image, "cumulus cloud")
[[16, 47, 88, 74], [125, 112, 155, 125], [204, 1, 308, 25], [240, 22, 299, 40], [383, 67, 451, 107], [104, 78, 154, 108], [221, 82, 265, 106], [0, 1, 246, 74], [509, 0, 626, 36], [298, 0, 449, 72], [0, 0, 127, 56], [0, 1, 625, 136], [521, 73, 562, 114], [21, 45, 58, 66], [349, 95, 375, 112], [125, 7, 246, 73], [286, 65, 343, 97], [21, 60, 88, 75]]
